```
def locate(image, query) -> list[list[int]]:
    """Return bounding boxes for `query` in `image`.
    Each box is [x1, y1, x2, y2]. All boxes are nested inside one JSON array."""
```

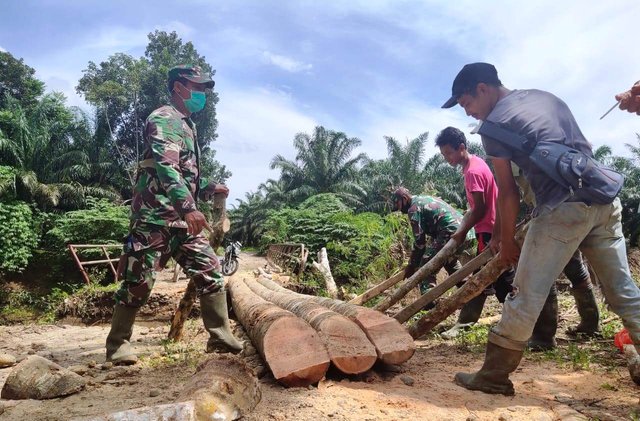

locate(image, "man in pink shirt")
[[436, 126, 514, 338]]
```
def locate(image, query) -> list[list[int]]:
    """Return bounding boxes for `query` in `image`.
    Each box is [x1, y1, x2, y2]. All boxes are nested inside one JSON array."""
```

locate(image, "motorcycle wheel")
[[222, 259, 239, 276]]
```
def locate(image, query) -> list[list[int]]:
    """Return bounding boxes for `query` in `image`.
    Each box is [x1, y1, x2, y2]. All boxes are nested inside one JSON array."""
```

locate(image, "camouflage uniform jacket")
[[130, 104, 215, 228], [408, 195, 473, 252]]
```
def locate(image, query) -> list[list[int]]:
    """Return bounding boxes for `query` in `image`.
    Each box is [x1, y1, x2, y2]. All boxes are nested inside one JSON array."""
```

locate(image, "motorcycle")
[[221, 241, 242, 276]]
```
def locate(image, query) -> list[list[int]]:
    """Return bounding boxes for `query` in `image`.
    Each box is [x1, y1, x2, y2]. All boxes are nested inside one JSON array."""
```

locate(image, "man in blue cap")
[[442, 62, 640, 394]]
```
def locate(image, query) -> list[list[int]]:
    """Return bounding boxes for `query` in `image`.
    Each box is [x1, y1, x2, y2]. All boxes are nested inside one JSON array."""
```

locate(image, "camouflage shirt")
[[130, 104, 214, 227], [408, 195, 473, 251]]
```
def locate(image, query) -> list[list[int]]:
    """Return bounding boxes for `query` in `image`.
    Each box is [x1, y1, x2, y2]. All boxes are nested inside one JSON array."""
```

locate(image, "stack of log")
[[228, 273, 415, 387]]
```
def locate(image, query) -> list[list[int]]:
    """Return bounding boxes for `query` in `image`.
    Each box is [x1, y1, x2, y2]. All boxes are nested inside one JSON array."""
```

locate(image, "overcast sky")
[[1, 1, 639, 205]]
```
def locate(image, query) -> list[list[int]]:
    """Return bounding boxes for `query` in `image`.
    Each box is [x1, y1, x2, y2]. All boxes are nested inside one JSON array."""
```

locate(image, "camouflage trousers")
[[114, 221, 224, 307]]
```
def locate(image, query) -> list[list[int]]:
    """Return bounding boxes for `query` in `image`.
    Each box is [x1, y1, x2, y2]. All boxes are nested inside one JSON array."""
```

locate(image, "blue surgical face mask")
[[184, 90, 207, 113]]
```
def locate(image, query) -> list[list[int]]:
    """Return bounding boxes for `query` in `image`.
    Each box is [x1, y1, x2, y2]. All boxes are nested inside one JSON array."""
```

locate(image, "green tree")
[[0, 51, 45, 109], [76, 30, 229, 189], [270, 126, 366, 206]]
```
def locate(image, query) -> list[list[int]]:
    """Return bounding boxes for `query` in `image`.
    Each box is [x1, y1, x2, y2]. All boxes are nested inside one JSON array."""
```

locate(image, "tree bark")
[[408, 224, 528, 339], [374, 239, 458, 312], [246, 276, 377, 374], [348, 266, 406, 306], [255, 276, 415, 365], [393, 250, 492, 323], [168, 192, 228, 341], [312, 247, 338, 299], [228, 277, 330, 387]]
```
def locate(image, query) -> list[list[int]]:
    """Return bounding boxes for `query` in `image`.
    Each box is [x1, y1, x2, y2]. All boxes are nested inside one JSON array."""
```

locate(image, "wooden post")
[[374, 239, 459, 312], [393, 250, 492, 323], [407, 224, 528, 339], [348, 266, 406, 306], [168, 192, 228, 342]]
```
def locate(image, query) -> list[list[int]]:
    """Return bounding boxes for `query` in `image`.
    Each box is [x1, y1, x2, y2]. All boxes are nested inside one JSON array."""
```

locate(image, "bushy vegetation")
[[43, 198, 129, 251], [0, 201, 39, 274], [261, 194, 409, 290]]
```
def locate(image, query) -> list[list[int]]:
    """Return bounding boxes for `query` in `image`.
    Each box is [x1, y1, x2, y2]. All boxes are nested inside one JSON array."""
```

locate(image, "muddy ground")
[[1, 253, 639, 421]]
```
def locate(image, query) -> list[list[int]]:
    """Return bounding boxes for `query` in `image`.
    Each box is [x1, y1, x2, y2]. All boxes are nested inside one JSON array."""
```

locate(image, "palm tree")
[[228, 191, 269, 247], [0, 93, 119, 210], [270, 126, 367, 207]]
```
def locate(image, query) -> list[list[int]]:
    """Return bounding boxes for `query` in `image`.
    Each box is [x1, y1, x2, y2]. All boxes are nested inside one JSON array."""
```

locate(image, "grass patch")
[[454, 324, 490, 353]]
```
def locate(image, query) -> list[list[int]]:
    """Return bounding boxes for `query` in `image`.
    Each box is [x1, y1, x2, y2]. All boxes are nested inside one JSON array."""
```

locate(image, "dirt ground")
[[1, 253, 639, 421]]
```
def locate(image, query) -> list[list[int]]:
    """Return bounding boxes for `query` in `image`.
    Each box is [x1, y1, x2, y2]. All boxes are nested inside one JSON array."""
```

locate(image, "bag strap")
[[473, 121, 533, 154]]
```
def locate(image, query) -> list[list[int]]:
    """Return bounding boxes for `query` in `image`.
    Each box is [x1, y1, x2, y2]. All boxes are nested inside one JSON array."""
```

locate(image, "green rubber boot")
[[200, 291, 244, 354], [566, 283, 600, 337], [454, 341, 523, 396], [528, 288, 558, 352], [105, 305, 138, 365]]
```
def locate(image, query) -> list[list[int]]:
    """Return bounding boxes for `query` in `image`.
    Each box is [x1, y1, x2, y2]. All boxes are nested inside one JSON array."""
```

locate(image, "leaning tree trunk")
[[408, 224, 528, 339], [393, 249, 492, 323], [228, 277, 330, 387], [348, 266, 406, 306], [374, 239, 458, 312], [246, 276, 377, 374], [168, 192, 228, 341], [255, 276, 415, 365]]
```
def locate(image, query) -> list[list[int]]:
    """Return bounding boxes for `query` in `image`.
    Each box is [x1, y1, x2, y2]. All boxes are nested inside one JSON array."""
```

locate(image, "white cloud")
[[156, 21, 194, 38], [0, 46, 6, 52], [262, 51, 312, 73], [214, 83, 317, 204], [84, 26, 149, 51]]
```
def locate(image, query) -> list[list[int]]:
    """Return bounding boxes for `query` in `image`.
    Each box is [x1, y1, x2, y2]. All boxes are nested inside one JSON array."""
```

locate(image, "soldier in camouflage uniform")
[[393, 187, 474, 296], [105, 65, 244, 365]]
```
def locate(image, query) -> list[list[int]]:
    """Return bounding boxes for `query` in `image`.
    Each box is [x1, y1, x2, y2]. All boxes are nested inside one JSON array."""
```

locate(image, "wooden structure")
[[67, 244, 122, 284], [266, 243, 309, 276]]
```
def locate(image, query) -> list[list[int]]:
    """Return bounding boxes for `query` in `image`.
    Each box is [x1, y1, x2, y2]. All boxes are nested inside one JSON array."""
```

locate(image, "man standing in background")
[[435, 127, 514, 339]]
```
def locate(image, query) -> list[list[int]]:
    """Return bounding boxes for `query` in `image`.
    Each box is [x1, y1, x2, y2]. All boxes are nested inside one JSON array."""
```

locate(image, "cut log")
[[408, 224, 528, 339], [255, 276, 415, 365], [168, 192, 227, 341], [348, 266, 406, 306], [228, 277, 330, 387], [245, 276, 376, 374], [374, 239, 459, 312], [177, 355, 261, 420], [393, 249, 492, 323], [311, 247, 339, 299]]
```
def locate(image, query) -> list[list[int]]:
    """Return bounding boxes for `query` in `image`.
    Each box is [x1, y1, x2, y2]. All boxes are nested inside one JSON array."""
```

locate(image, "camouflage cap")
[[167, 64, 215, 92]]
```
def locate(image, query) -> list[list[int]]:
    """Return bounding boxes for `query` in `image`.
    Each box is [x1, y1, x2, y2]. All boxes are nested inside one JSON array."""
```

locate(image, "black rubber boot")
[[528, 288, 558, 352], [200, 290, 244, 354], [454, 341, 524, 396], [441, 294, 487, 339], [566, 284, 600, 337], [105, 305, 138, 365]]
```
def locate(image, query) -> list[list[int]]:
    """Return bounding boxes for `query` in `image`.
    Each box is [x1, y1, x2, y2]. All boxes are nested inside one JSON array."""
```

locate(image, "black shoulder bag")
[[474, 120, 624, 205]]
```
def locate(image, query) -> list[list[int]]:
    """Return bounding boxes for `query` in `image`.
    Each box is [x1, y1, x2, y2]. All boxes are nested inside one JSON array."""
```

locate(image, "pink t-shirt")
[[463, 155, 497, 234]]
